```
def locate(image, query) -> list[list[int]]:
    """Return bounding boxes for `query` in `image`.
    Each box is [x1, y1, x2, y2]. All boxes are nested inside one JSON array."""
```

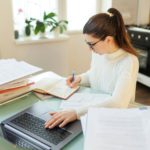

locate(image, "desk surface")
[[0, 92, 84, 150]]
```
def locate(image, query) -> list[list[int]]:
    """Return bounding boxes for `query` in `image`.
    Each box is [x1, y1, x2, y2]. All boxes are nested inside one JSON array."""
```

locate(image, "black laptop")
[[1, 102, 82, 150]]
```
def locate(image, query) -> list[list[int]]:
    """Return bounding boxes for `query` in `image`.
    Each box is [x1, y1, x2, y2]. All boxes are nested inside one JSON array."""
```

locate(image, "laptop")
[[1, 101, 82, 150]]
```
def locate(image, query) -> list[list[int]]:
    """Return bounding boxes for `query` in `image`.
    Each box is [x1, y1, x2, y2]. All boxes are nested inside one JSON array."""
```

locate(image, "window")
[[12, 0, 99, 39], [66, 0, 97, 30], [12, 0, 57, 36]]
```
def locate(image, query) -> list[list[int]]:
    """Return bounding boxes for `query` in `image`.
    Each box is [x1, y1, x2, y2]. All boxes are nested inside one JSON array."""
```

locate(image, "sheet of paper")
[[60, 93, 110, 109], [84, 108, 150, 150], [0, 59, 42, 85], [47, 80, 79, 99], [80, 114, 87, 136]]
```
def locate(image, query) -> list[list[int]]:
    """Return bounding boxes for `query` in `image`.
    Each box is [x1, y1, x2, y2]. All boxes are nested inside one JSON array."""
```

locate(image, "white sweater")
[[76, 49, 139, 119]]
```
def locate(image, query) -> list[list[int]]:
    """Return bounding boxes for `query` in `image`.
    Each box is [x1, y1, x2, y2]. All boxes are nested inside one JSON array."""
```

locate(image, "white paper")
[[84, 108, 150, 150], [0, 59, 42, 85], [60, 93, 110, 109], [81, 114, 87, 136]]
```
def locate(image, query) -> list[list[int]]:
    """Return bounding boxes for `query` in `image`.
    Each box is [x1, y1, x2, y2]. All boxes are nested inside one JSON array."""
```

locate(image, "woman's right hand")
[[66, 75, 81, 88]]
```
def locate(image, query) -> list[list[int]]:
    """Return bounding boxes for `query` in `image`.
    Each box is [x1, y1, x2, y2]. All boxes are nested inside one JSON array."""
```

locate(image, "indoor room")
[[0, 0, 150, 149]]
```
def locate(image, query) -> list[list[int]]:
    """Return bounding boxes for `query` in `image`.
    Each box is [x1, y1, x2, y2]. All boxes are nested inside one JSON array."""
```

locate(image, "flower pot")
[[39, 32, 47, 39], [53, 28, 60, 38]]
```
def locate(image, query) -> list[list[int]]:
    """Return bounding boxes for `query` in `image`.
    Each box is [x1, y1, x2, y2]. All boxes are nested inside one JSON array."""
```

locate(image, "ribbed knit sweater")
[[76, 49, 139, 118]]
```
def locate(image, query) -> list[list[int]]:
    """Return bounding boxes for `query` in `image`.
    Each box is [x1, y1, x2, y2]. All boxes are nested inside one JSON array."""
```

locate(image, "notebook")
[[32, 72, 79, 99]]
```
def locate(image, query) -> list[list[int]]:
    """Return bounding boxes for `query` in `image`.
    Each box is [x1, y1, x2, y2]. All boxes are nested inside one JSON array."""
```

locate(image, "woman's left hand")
[[44, 110, 77, 129]]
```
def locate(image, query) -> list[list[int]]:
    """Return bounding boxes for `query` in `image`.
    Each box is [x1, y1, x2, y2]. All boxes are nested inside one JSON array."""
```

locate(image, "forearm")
[[79, 71, 90, 87], [75, 94, 131, 119]]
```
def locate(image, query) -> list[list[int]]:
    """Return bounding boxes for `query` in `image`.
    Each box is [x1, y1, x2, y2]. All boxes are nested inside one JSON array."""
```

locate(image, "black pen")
[[71, 71, 75, 82]]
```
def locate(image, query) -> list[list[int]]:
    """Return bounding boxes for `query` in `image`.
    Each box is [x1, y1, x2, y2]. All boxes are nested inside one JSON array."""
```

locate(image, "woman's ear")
[[105, 36, 114, 44]]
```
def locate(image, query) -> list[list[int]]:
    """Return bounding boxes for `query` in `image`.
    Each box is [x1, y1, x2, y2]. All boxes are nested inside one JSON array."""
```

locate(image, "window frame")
[[12, 0, 103, 44]]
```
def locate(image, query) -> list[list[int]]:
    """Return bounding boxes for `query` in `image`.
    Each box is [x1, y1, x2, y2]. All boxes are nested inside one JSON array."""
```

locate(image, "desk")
[[0, 86, 143, 150], [0, 93, 84, 150]]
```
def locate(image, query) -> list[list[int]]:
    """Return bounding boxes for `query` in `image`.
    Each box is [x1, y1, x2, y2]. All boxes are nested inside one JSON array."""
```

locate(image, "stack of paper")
[[0, 59, 42, 104], [0, 59, 42, 85], [82, 108, 150, 150]]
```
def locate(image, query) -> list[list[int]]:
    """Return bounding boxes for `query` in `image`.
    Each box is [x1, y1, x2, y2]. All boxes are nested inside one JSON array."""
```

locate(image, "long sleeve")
[[76, 55, 139, 119], [79, 52, 94, 87], [79, 71, 91, 87]]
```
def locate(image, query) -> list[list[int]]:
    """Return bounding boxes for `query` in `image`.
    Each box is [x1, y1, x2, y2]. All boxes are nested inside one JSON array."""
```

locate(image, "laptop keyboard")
[[10, 113, 71, 145]]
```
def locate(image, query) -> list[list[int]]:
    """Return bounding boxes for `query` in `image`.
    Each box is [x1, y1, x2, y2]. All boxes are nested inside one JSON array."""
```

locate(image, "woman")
[[45, 8, 139, 129]]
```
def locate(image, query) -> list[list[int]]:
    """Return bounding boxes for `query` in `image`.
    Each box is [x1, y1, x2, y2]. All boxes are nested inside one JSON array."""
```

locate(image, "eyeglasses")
[[85, 39, 101, 50]]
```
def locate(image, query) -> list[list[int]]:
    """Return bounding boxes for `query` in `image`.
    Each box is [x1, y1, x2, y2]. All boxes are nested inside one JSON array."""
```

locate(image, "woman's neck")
[[107, 43, 120, 54]]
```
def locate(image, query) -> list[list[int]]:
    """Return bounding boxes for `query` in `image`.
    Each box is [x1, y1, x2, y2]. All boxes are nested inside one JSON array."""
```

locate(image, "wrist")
[[77, 76, 81, 83]]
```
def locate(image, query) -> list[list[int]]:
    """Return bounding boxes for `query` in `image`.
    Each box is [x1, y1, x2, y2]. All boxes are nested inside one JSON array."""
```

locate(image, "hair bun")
[[107, 8, 121, 17]]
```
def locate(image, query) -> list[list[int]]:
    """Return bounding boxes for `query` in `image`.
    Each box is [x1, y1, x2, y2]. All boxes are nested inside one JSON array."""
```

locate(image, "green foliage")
[[50, 20, 68, 34], [34, 12, 57, 35], [34, 21, 45, 34], [24, 12, 68, 36], [25, 18, 35, 36]]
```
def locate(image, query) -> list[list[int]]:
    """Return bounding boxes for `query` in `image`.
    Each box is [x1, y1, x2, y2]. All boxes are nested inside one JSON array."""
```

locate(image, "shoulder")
[[120, 50, 139, 67], [117, 50, 139, 74]]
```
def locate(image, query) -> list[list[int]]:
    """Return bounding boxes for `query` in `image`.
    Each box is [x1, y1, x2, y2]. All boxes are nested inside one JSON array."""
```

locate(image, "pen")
[[71, 71, 75, 83]]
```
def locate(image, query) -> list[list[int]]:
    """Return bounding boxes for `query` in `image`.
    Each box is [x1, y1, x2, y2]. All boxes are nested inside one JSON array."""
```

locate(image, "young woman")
[[45, 8, 139, 129]]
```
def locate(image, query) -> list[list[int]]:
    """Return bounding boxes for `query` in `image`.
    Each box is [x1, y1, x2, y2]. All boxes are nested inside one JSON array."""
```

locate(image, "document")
[[60, 93, 110, 109], [0, 59, 42, 85], [32, 72, 79, 99], [84, 108, 150, 150], [81, 114, 87, 136], [0, 59, 42, 104]]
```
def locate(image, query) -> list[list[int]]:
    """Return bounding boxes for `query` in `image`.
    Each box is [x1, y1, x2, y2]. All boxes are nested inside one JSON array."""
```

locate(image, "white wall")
[[0, 1, 91, 76], [137, 0, 150, 25], [102, 0, 150, 25], [0, 0, 150, 77]]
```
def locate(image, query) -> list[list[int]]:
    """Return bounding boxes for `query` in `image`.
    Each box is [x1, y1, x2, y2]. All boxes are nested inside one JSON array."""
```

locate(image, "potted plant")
[[50, 19, 68, 37], [25, 18, 35, 36], [34, 12, 56, 37]]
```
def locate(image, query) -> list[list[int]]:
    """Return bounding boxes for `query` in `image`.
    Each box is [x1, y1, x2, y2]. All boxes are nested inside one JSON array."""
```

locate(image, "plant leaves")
[[47, 12, 57, 18], [34, 26, 39, 35], [50, 26, 56, 32], [44, 12, 57, 21], [60, 26, 63, 33], [62, 24, 67, 31], [25, 26, 31, 36]]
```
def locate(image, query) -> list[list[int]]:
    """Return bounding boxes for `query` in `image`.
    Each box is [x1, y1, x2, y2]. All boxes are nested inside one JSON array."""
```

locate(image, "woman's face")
[[84, 34, 110, 55]]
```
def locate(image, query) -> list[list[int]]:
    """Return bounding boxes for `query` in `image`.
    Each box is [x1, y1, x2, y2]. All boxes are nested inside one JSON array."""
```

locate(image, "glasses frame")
[[85, 39, 101, 50]]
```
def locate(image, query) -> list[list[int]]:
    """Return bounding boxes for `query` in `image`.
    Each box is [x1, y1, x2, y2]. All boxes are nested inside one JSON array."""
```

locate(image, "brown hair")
[[83, 8, 137, 56]]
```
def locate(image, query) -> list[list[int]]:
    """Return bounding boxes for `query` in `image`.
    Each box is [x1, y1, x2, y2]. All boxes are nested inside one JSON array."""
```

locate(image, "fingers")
[[45, 113, 63, 128], [45, 117, 64, 129], [59, 119, 70, 128], [45, 112, 59, 126], [66, 76, 73, 86], [49, 112, 57, 116], [70, 81, 79, 88], [44, 110, 77, 129], [66, 76, 81, 88]]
